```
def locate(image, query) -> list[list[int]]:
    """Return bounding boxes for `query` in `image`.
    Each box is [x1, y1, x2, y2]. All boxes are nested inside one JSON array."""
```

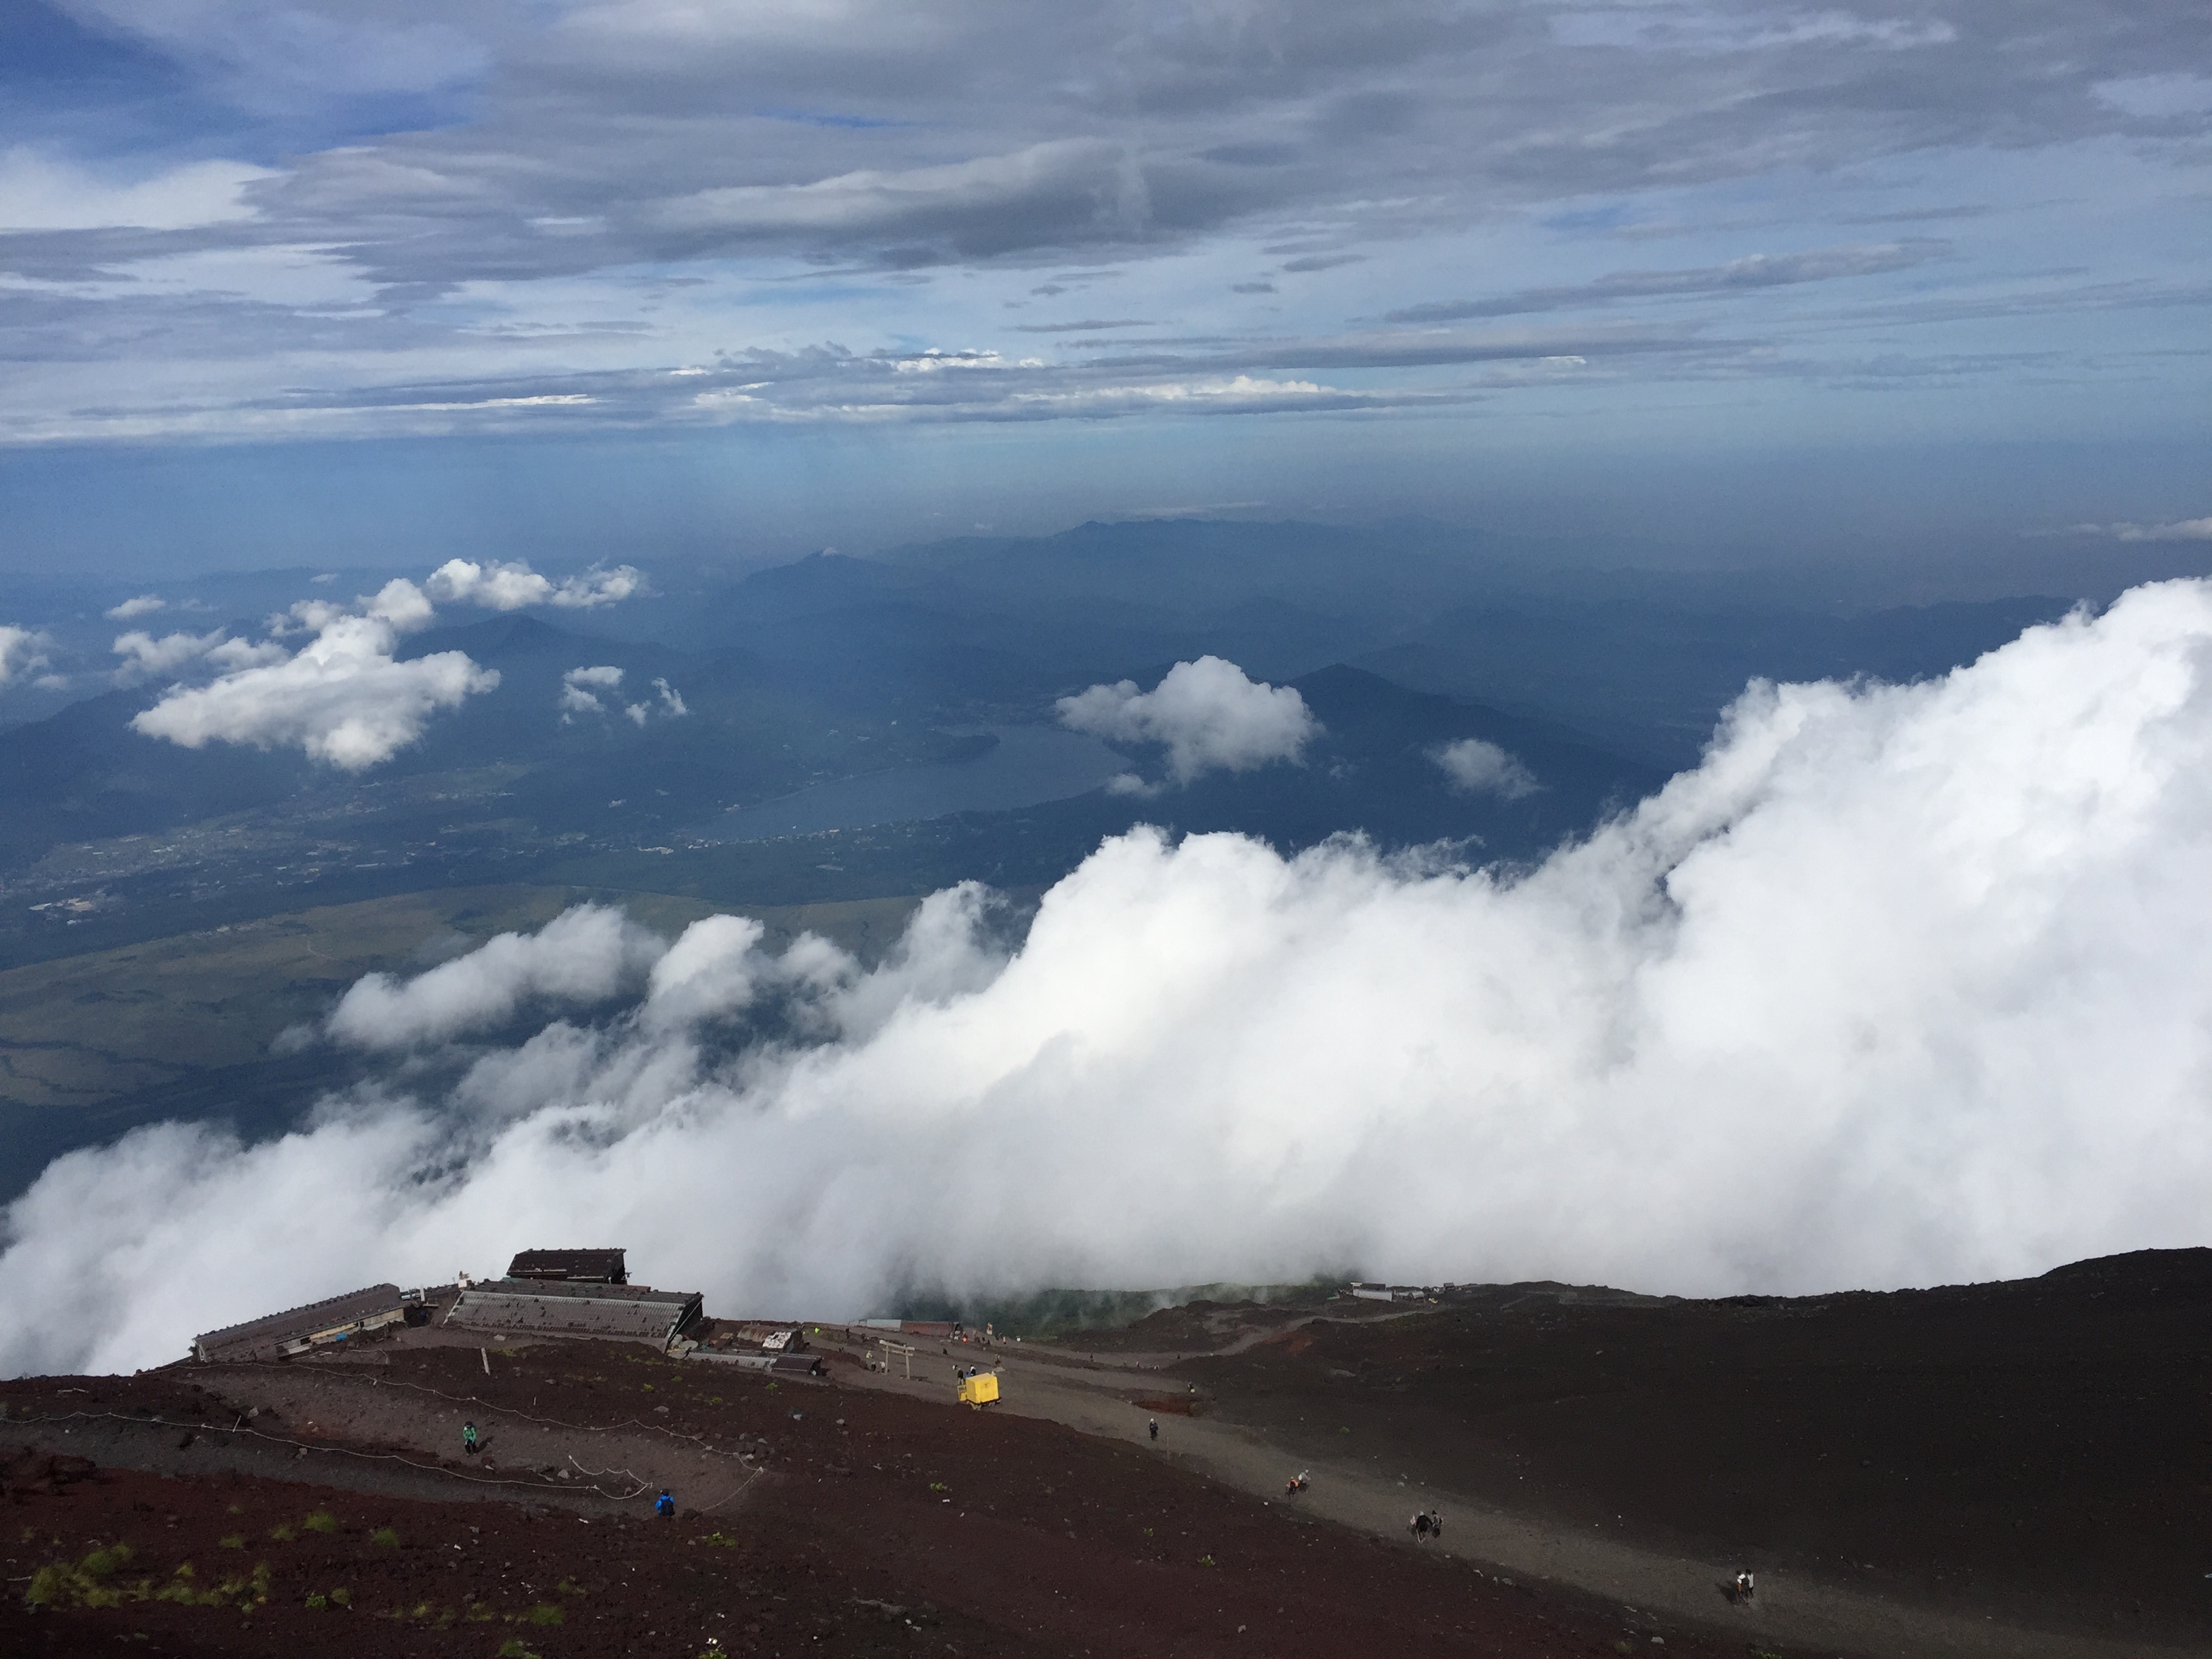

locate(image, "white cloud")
[[106, 594, 167, 620], [426, 559, 642, 611], [1056, 657, 1317, 784], [1431, 737, 1540, 799], [626, 677, 687, 726], [640, 913, 770, 1032], [0, 626, 54, 687], [121, 569, 561, 766], [111, 628, 236, 682], [12, 583, 2212, 1374], [0, 148, 274, 231], [560, 663, 624, 718], [327, 905, 666, 1050], [130, 613, 497, 770], [2071, 516, 2212, 543]]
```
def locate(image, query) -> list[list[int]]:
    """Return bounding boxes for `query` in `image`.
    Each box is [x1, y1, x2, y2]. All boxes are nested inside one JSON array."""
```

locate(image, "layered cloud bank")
[[9, 583, 2212, 1375]]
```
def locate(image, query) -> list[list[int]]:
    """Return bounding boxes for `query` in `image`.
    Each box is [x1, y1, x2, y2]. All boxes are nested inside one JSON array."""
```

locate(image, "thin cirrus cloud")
[[1383, 241, 1948, 323], [11, 580, 2212, 1376], [2069, 516, 2212, 543], [0, 0, 2200, 452]]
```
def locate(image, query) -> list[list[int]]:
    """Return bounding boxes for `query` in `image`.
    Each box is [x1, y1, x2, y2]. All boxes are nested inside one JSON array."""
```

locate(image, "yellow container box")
[[956, 1372, 1000, 1407]]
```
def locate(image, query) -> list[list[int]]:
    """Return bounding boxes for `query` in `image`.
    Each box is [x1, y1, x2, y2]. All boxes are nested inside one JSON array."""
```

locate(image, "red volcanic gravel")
[[1, 1339, 1740, 1658]]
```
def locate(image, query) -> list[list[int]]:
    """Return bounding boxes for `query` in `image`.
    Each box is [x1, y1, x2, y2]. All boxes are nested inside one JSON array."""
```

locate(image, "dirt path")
[[817, 1330, 2203, 1659]]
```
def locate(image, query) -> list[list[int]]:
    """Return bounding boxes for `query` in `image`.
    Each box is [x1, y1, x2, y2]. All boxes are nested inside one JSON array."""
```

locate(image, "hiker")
[[1148, 1418, 1159, 1442], [1285, 1471, 1309, 1496], [462, 1421, 478, 1455], [655, 1490, 676, 1519], [1734, 1570, 1755, 1601]]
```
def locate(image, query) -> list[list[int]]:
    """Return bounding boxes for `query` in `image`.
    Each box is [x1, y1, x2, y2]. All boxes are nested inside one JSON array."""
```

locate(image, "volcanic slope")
[[2, 1335, 1744, 1659], [1130, 1250, 2212, 1650]]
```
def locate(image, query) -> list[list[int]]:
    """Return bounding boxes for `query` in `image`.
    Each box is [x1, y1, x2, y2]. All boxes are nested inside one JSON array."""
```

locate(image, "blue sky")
[[1, 0, 2207, 572]]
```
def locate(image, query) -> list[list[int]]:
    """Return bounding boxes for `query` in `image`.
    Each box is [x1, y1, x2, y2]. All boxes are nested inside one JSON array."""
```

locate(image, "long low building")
[[506, 1248, 628, 1284], [443, 1279, 702, 1347], [194, 1284, 407, 1364]]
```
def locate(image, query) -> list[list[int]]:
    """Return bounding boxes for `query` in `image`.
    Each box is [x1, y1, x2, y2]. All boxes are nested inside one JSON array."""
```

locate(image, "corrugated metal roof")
[[446, 1281, 701, 1343], [194, 1284, 404, 1363], [506, 1248, 628, 1284]]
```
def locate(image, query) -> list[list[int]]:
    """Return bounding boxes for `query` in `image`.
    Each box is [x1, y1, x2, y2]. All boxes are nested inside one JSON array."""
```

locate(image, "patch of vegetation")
[[526, 1603, 566, 1626], [267, 1523, 295, 1543], [25, 1542, 136, 1608], [302, 1510, 338, 1534], [369, 1527, 399, 1548], [217, 1533, 243, 1550]]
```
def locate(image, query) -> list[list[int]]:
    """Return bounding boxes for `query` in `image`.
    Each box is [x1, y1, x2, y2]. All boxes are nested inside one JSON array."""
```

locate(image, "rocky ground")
[[3, 1248, 2206, 1659], [0, 1334, 1740, 1659]]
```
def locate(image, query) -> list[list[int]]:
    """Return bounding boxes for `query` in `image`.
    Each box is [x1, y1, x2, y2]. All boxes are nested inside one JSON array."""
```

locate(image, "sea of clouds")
[[5, 581, 2211, 1376]]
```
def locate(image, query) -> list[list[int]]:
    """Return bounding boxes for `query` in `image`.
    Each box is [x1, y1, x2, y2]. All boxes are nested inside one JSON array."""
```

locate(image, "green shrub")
[[218, 1534, 244, 1550], [369, 1528, 400, 1548], [303, 1511, 339, 1534], [527, 1601, 565, 1626]]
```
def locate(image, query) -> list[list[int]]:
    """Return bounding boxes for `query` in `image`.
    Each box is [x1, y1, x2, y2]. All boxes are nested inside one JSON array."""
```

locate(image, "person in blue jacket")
[[655, 1490, 676, 1519]]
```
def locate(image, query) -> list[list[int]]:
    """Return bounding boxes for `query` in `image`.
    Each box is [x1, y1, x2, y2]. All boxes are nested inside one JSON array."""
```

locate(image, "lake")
[[699, 724, 1128, 842]]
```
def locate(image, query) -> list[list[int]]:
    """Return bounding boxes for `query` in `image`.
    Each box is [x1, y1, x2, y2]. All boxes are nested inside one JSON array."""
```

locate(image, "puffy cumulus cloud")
[[110, 628, 288, 684], [1058, 657, 1317, 784], [10, 583, 2212, 1375], [126, 560, 638, 766], [106, 594, 167, 620], [626, 678, 687, 726], [1431, 737, 1540, 800], [558, 665, 686, 725], [425, 559, 642, 611], [129, 613, 497, 770], [0, 626, 55, 687], [326, 905, 666, 1051], [560, 663, 624, 718]]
